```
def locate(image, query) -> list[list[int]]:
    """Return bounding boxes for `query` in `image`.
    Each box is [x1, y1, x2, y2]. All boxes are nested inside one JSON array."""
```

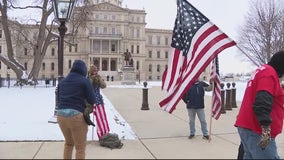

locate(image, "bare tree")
[[237, 0, 284, 66], [0, 0, 90, 85]]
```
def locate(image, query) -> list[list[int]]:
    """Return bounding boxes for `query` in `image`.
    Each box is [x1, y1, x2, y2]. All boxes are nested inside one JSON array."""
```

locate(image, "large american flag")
[[160, 0, 236, 113], [210, 56, 222, 120]]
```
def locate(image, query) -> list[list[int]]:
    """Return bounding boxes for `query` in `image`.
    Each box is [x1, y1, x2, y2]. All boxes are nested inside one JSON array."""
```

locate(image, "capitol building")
[[0, 0, 209, 82]]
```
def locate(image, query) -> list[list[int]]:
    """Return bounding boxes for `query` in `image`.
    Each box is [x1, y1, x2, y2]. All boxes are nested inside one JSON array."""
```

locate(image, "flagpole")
[[235, 45, 259, 67], [208, 81, 215, 143]]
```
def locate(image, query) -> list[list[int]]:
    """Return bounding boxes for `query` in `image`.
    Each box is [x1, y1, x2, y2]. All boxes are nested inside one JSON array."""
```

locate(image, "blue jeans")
[[187, 108, 208, 136], [237, 127, 279, 159]]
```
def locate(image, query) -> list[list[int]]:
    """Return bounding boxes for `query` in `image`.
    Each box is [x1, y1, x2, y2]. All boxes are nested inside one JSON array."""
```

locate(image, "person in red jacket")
[[234, 51, 284, 159]]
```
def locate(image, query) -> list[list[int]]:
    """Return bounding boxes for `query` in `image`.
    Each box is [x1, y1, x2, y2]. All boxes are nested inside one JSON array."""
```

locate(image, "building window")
[[112, 28, 115, 34], [24, 48, 28, 55], [112, 15, 116, 20], [157, 76, 160, 80], [95, 14, 99, 19], [95, 27, 99, 34], [136, 45, 139, 54], [74, 44, 78, 52], [51, 62, 55, 71], [148, 35, 152, 45], [103, 27, 107, 34], [157, 64, 160, 72], [165, 37, 169, 45], [104, 15, 107, 20], [131, 28, 134, 38], [42, 62, 45, 71], [157, 36, 161, 45], [157, 51, 160, 58], [69, 60, 72, 69], [111, 44, 116, 52], [165, 51, 168, 59], [111, 60, 116, 71], [149, 64, 152, 72], [0, 30, 2, 38], [131, 45, 134, 53], [102, 59, 108, 71], [51, 48, 55, 56], [102, 40, 109, 52], [136, 28, 140, 38], [93, 40, 100, 52], [149, 51, 152, 58]]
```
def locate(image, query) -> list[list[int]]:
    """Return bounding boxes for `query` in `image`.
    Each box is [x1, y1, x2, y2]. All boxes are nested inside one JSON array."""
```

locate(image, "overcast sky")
[[123, 0, 258, 74], [7, 0, 261, 74]]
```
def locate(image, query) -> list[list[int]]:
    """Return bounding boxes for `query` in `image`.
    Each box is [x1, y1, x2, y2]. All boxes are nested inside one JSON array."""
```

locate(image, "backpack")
[[99, 133, 123, 149]]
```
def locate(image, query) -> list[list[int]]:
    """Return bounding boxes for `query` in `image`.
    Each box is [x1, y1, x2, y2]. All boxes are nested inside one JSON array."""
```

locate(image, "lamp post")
[[48, 0, 76, 123]]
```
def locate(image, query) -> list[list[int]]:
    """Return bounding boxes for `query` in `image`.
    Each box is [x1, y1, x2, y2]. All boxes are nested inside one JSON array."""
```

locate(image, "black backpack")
[[99, 133, 123, 149]]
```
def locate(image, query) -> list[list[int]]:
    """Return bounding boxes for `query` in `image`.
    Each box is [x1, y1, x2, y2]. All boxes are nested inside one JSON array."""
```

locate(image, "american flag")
[[210, 56, 222, 120], [160, 0, 236, 113]]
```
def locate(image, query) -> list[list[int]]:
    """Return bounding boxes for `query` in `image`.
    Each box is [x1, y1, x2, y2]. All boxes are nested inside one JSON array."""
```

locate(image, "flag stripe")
[[160, 23, 235, 113], [210, 57, 222, 120], [160, 0, 236, 113], [162, 49, 183, 92]]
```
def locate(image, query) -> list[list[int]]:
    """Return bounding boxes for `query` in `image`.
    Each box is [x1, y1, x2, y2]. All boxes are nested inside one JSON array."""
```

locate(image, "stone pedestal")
[[121, 66, 136, 85]]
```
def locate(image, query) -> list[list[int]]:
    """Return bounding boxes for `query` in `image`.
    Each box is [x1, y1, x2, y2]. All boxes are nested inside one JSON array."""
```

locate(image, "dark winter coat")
[[58, 60, 96, 113], [182, 81, 206, 109]]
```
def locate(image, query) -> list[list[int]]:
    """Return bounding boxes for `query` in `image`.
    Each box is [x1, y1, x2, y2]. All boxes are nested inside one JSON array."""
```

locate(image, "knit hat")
[[267, 51, 284, 78]]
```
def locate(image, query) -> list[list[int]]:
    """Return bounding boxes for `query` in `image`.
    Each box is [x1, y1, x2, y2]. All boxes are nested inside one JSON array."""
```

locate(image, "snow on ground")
[[0, 80, 246, 141]]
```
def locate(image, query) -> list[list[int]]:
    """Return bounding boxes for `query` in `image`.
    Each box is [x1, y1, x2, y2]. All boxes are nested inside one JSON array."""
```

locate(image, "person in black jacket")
[[182, 79, 210, 140], [57, 60, 96, 159]]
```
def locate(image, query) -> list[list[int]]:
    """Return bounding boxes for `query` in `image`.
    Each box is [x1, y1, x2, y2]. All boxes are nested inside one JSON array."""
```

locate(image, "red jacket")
[[235, 64, 284, 138]]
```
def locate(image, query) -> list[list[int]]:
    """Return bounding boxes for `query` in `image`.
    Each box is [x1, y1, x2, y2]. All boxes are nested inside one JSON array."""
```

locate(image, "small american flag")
[[210, 57, 222, 120], [160, 0, 236, 113]]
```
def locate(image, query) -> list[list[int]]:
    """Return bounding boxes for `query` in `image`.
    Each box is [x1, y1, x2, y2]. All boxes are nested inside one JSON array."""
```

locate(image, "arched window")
[[111, 60, 116, 71], [102, 59, 108, 71]]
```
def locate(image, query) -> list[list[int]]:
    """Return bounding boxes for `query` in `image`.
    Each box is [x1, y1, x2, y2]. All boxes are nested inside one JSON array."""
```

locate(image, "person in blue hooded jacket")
[[182, 79, 210, 140], [57, 60, 96, 159]]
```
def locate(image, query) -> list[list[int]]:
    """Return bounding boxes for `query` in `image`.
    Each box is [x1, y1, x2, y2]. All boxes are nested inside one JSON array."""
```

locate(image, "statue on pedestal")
[[124, 49, 132, 66]]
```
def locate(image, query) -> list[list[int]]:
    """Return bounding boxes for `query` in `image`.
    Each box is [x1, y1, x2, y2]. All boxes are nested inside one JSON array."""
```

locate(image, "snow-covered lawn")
[[0, 81, 246, 141]]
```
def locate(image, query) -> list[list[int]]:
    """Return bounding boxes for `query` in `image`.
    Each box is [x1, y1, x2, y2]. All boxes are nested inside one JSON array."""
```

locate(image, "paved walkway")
[[0, 81, 284, 159]]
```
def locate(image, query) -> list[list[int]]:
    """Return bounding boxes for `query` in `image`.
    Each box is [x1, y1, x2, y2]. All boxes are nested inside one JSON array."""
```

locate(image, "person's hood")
[[70, 60, 87, 77], [267, 51, 284, 78]]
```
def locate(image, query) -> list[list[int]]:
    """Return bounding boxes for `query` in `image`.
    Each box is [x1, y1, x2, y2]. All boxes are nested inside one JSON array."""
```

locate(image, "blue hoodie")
[[58, 60, 96, 113]]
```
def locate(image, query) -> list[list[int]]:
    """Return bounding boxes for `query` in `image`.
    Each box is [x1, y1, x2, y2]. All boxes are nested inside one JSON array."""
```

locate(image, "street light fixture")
[[52, 0, 76, 81], [48, 0, 76, 123]]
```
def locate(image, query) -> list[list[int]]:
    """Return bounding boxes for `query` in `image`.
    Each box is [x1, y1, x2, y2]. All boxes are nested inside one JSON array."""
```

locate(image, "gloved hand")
[[257, 125, 271, 150], [83, 104, 95, 126]]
